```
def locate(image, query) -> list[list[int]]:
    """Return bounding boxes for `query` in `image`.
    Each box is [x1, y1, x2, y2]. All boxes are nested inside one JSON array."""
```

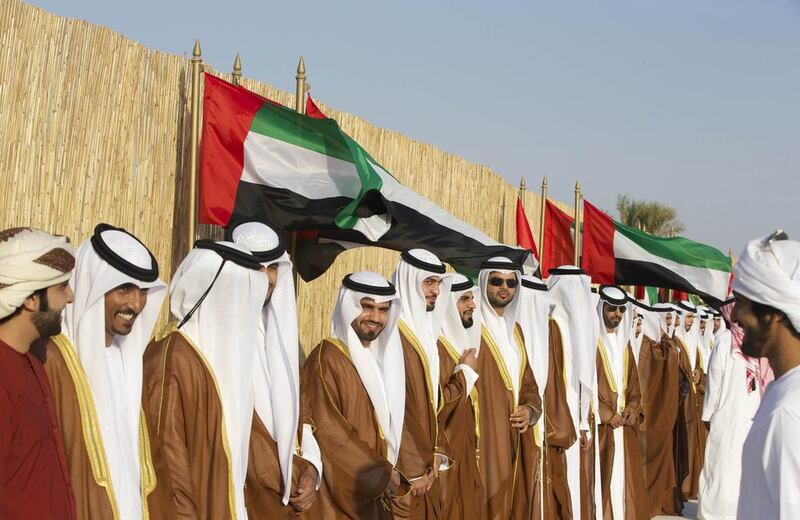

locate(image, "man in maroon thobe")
[[0, 227, 77, 519]]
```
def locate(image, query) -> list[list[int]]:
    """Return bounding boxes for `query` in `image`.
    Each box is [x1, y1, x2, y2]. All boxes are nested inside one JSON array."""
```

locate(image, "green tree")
[[616, 195, 685, 236]]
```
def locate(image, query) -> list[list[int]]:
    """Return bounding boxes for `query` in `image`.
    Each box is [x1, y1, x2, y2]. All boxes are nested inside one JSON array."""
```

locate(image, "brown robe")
[[543, 319, 578, 520], [595, 339, 649, 520], [674, 337, 707, 501], [141, 331, 236, 520], [245, 412, 315, 518], [395, 322, 447, 519], [36, 334, 173, 520], [436, 338, 484, 520], [636, 334, 681, 516], [476, 324, 542, 520], [302, 339, 395, 519]]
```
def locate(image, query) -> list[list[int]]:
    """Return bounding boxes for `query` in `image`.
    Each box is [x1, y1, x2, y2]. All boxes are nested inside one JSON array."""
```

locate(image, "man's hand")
[[692, 368, 701, 385], [385, 469, 401, 497], [459, 348, 478, 371], [510, 406, 534, 433], [410, 468, 435, 497], [289, 464, 318, 513], [580, 430, 590, 450], [608, 414, 625, 429], [621, 408, 637, 427]]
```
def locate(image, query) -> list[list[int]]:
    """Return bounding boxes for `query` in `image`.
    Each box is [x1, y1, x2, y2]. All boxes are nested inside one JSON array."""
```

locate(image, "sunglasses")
[[489, 277, 518, 288], [606, 304, 627, 313]]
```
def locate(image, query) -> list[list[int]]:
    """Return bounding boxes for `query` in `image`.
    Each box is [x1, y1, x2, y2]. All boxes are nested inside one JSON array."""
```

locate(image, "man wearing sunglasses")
[[593, 286, 648, 520], [733, 232, 800, 520], [475, 257, 542, 519]]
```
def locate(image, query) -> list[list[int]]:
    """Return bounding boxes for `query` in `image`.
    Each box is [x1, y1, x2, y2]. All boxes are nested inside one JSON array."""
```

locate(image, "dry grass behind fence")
[[0, 0, 573, 353]]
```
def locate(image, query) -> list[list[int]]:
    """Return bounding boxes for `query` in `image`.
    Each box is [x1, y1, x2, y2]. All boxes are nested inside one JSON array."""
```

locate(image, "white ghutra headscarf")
[[392, 249, 452, 410], [63, 225, 166, 520], [231, 222, 305, 504], [331, 272, 406, 465], [170, 242, 268, 520]]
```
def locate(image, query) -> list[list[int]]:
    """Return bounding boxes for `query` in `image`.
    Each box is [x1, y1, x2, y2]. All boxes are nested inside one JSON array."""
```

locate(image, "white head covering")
[[231, 222, 298, 505], [62, 225, 166, 520], [674, 300, 702, 370], [698, 307, 715, 363], [546, 266, 597, 399], [170, 242, 268, 520], [732, 232, 800, 332], [518, 275, 552, 396], [331, 272, 405, 464], [711, 309, 727, 340], [440, 273, 482, 355], [652, 303, 676, 338], [479, 257, 525, 398], [0, 227, 75, 319], [596, 285, 631, 375], [391, 249, 452, 409]]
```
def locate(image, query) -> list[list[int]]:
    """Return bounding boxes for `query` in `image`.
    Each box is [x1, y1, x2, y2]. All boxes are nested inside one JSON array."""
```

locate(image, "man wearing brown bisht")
[[476, 256, 542, 520], [303, 272, 406, 519], [673, 300, 707, 501], [231, 222, 322, 517], [593, 286, 648, 520], [0, 228, 77, 520], [142, 240, 268, 519], [391, 249, 453, 519], [636, 302, 682, 517], [545, 267, 598, 520], [437, 273, 482, 519], [38, 224, 170, 520]]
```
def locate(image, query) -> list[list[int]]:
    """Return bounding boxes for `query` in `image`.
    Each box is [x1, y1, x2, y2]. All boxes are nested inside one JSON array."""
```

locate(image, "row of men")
[[1, 223, 798, 520]]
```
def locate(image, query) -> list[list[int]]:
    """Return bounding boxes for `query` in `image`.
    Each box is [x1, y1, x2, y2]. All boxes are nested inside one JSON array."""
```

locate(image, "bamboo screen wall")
[[0, 0, 574, 353]]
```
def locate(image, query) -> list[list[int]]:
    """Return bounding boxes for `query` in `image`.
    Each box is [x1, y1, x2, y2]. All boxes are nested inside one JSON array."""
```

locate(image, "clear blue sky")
[[32, 0, 800, 254]]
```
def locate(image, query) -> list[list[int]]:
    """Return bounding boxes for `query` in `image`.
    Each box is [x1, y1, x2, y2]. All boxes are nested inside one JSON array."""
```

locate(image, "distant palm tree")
[[616, 194, 685, 237]]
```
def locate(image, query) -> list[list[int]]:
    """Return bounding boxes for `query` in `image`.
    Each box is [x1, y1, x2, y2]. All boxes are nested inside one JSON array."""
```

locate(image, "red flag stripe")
[[515, 197, 539, 259], [581, 200, 615, 284]]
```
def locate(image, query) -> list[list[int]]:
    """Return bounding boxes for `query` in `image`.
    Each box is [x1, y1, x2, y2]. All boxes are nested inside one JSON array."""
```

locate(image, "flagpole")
[[519, 177, 526, 199], [187, 39, 203, 255], [539, 176, 547, 271], [290, 56, 307, 294], [573, 180, 581, 266]]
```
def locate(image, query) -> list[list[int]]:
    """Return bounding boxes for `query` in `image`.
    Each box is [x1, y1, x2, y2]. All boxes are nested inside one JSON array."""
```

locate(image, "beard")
[[461, 317, 474, 328], [487, 293, 512, 308], [32, 309, 62, 338], [740, 323, 769, 358]]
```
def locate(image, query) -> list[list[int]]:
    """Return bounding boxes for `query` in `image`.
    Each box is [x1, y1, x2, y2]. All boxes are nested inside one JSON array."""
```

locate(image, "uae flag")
[[199, 75, 532, 280], [541, 200, 576, 277], [581, 200, 732, 303]]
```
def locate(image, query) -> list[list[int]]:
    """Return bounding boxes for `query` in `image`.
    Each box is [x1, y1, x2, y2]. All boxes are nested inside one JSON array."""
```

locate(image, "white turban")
[[0, 227, 75, 319], [733, 233, 800, 332]]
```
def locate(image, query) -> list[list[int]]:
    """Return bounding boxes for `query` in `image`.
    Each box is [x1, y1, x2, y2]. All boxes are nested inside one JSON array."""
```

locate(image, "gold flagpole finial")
[[232, 53, 242, 85], [295, 55, 307, 114], [519, 177, 526, 199]]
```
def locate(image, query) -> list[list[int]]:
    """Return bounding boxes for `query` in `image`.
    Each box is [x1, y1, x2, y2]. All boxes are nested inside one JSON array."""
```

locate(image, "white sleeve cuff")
[[301, 424, 323, 489], [454, 363, 479, 395]]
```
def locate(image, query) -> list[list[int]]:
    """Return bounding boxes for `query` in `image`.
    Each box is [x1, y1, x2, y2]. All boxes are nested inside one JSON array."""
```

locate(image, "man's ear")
[[21, 292, 40, 312]]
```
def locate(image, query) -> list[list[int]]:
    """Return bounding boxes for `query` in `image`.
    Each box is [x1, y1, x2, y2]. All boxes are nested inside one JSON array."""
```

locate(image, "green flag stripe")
[[249, 102, 355, 164], [249, 101, 386, 231], [614, 222, 731, 272]]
